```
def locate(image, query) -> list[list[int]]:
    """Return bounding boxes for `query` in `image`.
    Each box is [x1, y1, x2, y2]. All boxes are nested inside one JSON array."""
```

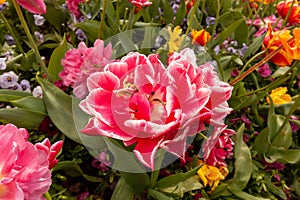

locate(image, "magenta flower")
[[16, 0, 46, 14], [257, 63, 272, 77], [79, 48, 233, 170], [59, 39, 113, 99], [251, 15, 282, 37], [0, 124, 62, 199], [201, 125, 235, 166], [66, 0, 85, 17]]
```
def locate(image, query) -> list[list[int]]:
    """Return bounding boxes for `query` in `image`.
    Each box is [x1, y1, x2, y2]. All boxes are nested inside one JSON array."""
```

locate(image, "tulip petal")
[[17, 0, 46, 14]]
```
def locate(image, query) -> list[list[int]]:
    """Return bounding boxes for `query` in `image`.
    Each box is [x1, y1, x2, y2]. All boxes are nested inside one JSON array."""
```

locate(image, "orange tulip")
[[262, 23, 294, 66], [0, 0, 6, 4], [292, 28, 300, 60], [191, 29, 211, 46], [277, 0, 300, 24]]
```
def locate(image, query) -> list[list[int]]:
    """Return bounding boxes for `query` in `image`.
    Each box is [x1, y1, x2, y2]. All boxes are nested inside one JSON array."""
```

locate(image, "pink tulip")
[[0, 124, 63, 199], [80, 48, 233, 170], [60, 39, 113, 99], [201, 125, 235, 166], [16, 0, 46, 14]]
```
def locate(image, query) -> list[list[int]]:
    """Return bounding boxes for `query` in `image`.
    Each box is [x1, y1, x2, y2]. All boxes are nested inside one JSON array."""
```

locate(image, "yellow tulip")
[[266, 87, 292, 105], [197, 164, 228, 191]]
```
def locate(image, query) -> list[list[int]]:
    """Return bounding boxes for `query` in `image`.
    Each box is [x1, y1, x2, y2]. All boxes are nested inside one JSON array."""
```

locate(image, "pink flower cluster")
[[0, 124, 63, 199], [201, 125, 235, 166], [59, 39, 113, 99], [66, 0, 85, 17], [79, 48, 233, 170]]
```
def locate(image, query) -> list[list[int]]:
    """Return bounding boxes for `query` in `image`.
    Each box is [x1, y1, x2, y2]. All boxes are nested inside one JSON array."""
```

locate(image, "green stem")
[[230, 37, 294, 85], [0, 12, 25, 55], [44, 192, 52, 200], [237, 64, 294, 98], [239, 49, 267, 75], [11, 0, 51, 81], [98, 0, 107, 39]]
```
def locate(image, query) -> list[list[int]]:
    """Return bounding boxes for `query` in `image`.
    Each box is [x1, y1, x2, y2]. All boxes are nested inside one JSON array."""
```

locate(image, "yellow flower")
[[168, 26, 184, 53], [197, 164, 228, 191], [0, 0, 6, 4], [266, 87, 292, 105]]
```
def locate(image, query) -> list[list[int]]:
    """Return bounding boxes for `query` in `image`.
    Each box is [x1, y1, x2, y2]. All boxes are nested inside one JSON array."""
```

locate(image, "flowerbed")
[[0, 0, 300, 199]]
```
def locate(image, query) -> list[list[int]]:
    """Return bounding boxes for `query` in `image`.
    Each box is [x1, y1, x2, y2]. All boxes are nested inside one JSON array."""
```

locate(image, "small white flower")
[[32, 86, 43, 98], [0, 58, 6, 70], [33, 14, 45, 26]]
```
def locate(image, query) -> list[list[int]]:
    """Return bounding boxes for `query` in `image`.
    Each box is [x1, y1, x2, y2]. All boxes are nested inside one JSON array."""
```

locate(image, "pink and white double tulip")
[[0, 124, 63, 199], [79, 48, 233, 170], [60, 39, 113, 99]]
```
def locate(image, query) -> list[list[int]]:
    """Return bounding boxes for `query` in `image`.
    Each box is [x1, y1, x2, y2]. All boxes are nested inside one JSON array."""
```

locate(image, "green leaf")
[[210, 184, 232, 199], [160, 0, 174, 24], [267, 148, 300, 163], [120, 171, 150, 196], [174, 0, 187, 26], [244, 35, 265, 58], [264, 180, 287, 199], [0, 108, 45, 129], [0, 89, 32, 102], [52, 161, 103, 182], [229, 187, 270, 200], [48, 36, 73, 82], [37, 78, 82, 144], [111, 177, 135, 200], [102, 137, 150, 195], [11, 96, 46, 114], [148, 188, 174, 200], [207, 18, 245, 50], [228, 124, 252, 190], [156, 165, 202, 188], [74, 20, 100, 42], [158, 175, 203, 197], [253, 127, 271, 155], [43, 4, 67, 33]]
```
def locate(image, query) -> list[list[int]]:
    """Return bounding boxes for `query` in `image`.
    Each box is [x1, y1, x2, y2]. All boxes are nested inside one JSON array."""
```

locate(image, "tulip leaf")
[[111, 177, 135, 200], [229, 187, 270, 200], [37, 78, 82, 144], [160, 0, 174, 24], [244, 35, 265, 58], [207, 18, 244, 50], [48, 36, 73, 82], [156, 165, 202, 188], [148, 188, 174, 200], [11, 96, 46, 114], [158, 175, 203, 197], [0, 90, 31, 102], [266, 147, 300, 164], [52, 161, 103, 182], [174, 0, 187, 26], [103, 138, 150, 195], [228, 124, 252, 190], [0, 108, 45, 129]]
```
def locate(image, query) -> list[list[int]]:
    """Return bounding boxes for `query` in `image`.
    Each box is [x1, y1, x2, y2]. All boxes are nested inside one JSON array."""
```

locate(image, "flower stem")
[[11, 0, 51, 81], [185, 0, 201, 35], [98, 0, 107, 39], [44, 192, 52, 200], [230, 37, 294, 85], [0, 12, 25, 55], [239, 49, 267, 75]]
